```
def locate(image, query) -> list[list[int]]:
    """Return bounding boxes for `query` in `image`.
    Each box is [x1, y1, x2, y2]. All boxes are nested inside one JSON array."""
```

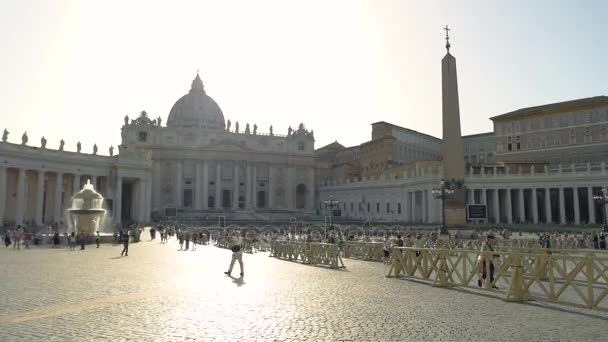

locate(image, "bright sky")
[[1, 0, 606, 155]]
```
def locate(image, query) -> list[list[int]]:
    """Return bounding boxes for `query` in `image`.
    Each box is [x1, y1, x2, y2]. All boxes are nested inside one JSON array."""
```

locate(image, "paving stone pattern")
[[1, 239, 607, 341]]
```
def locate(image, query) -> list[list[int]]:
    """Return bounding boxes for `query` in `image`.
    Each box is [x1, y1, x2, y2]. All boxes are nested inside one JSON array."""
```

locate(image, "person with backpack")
[[224, 236, 244, 277]]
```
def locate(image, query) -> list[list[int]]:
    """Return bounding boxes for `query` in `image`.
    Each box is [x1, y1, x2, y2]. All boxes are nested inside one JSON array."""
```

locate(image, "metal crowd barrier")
[[270, 241, 345, 268], [386, 246, 608, 311]]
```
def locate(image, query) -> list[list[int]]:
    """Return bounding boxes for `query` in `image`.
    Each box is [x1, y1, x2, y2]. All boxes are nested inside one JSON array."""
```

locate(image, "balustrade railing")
[[387, 246, 608, 311], [270, 241, 345, 268]]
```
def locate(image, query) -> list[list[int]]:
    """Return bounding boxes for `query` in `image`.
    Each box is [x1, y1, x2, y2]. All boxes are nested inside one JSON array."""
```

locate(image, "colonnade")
[[0, 166, 150, 227], [467, 185, 608, 225]]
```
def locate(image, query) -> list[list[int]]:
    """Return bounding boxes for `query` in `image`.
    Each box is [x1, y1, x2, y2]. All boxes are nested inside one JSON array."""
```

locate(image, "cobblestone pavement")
[[1, 239, 608, 341]]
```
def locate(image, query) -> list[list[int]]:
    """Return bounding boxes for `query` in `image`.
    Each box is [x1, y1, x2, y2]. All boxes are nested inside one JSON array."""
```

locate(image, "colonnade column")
[[588, 186, 596, 224], [252, 164, 257, 209], [215, 162, 221, 209], [531, 188, 539, 224], [91, 176, 98, 191], [35, 170, 45, 226], [0, 167, 6, 225], [114, 176, 122, 225], [467, 189, 474, 205], [16, 169, 26, 225], [559, 187, 566, 224], [202, 160, 209, 209], [175, 161, 183, 207], [545, 188, 552, 223], [492, 189, 500, 223], [573, 187, 580, 225], [518, 188, 525, 223], [54, 173, 63, 223], [233, 162, 239, 209], [506, 189, 512, 224], [72, 174, 80, 194]]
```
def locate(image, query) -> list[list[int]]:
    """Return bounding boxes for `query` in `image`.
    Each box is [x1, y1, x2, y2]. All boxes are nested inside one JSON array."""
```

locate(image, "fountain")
[[68, 179, 107, 235]]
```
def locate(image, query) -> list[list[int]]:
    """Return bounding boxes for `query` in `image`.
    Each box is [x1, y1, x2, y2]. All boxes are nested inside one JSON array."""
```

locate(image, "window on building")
[[516, 136, 521, 150], [584, 127, 592, 143], [397, 202, 402, 214], [350, 202, 354, 212], [570, 128, 576, 144], [297, 142, 305, 151], [138, 131, 147, 142], [367, 203, 370, 212], [386, 202, 390, 213], [507, 136, 512, 152], [376, 202, 380, 213]]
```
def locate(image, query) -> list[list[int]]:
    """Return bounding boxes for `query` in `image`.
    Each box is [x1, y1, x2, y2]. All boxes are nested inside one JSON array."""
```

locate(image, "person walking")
[[4, 230, 11, 248], [477, 233, 499, 289], [224, 236, 244, 277], [13, 228, 22, 250], [120, 230, 130, 256], [95, 231, 100, 248], [68, 232, 76, 251], [382, 237, 392, 264]]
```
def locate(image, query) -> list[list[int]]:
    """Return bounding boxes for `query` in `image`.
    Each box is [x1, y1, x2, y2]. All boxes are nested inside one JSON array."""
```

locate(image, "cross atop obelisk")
[[443, 25, 451, 52]]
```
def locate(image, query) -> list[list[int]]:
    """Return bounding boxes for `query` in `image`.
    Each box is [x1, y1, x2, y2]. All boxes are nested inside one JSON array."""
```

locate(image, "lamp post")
[[432, 178, 464, 235], [323, 195, 340, 241], [593, 188, 608, 230]]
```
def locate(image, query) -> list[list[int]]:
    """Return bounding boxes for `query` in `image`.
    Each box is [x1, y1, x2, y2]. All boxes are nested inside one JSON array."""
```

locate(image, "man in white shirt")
[[224, 236, 244, 277]]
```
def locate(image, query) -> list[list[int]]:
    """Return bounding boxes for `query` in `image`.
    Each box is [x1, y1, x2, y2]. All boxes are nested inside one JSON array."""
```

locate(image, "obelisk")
[[441, 26, 466, 225]]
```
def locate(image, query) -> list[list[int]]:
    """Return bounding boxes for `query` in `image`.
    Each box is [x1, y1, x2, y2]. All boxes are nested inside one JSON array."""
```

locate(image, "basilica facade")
[[0, 73, 315, 227]]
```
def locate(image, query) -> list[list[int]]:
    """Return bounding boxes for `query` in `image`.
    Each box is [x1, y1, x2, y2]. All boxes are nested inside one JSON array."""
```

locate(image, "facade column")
[[72, 174, 80, 195], [215, 161, 222, 209], [245, 164, 252, 209], [233, 162, 239, 209], [531, 188, 538, 224], [588, 186, 596, 224], [146, 175, 153, 221], [54, 173, 63, 224], [492, 189, 500, 223], [114, 176, 122, 225], [559, 187, 566, 224], [175, 161, 183, 207], [35, 170, 45, 226], [518, 188, 525, 223], [153, 161, 161, 210], [573, 187, 580, 225], [252, 164, 258, 209], [138, 179, 146, 222], [421, 190, 427, 223], [0, 167, 6, 225], [286, 167, 296, 210], [306, 167, 315, 212], [202, 160, 209, 209], [467, 189, 474, 205], [91, 176, 98, 190], [505, 189, 513, 224], [545, 188, 552, 224], [268, 165, 275, 209], [16, 168, 26, 225], [195, 162, 202, 209]]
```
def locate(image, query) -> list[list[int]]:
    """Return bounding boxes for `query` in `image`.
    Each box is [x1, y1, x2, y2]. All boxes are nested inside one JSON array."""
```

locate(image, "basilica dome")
[[166, 73, 225, 130]]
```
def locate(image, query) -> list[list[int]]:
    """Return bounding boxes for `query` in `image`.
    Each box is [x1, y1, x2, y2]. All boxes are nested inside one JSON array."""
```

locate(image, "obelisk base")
[[445, 207, 466, 226]]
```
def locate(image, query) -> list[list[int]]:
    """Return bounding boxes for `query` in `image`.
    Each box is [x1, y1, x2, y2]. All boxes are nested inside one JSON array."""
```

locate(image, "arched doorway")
[[296, 184, 306, 209], [257, 191, 266, 208]]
